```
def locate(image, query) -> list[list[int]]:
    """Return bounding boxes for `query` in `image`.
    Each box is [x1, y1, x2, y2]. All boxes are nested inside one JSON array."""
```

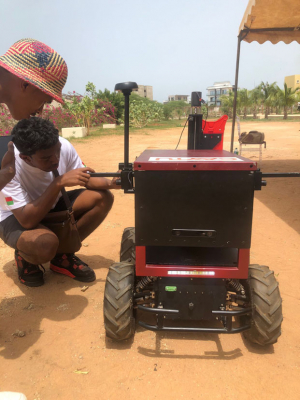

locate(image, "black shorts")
[[0, 189, 85, 250]]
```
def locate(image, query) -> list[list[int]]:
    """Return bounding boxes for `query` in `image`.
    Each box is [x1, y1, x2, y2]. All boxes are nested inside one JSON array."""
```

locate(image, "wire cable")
[[175, 117, 189, 150], [202, 102, 208, 132]]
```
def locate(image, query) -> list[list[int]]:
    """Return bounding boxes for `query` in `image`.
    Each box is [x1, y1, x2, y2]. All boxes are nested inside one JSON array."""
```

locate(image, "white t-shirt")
[[0, 137, 84, 222]]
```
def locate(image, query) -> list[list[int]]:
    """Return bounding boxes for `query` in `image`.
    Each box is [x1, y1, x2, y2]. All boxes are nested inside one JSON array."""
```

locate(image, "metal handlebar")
[[262, 173, 300, 178], [89, 173, 121, 178]]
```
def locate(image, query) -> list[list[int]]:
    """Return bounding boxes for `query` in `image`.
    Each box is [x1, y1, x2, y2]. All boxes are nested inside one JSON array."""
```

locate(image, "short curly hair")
[[12, 117, 59, 156]]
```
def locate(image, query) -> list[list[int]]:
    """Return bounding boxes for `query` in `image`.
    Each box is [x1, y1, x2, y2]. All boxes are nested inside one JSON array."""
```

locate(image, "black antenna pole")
[[123, 90, 130, 168], [114, 82, 138, 168]]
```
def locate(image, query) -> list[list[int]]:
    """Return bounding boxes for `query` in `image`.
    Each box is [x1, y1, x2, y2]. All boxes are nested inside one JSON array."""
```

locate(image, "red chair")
[[202, 115, 228, 150]]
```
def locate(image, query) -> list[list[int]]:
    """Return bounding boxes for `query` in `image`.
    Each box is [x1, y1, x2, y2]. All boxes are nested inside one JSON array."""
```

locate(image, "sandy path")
[[0, 121, 299, 400]]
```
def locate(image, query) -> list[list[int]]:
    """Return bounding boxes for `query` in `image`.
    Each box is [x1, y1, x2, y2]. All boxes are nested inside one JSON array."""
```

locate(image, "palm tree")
[[250, 88, 263, 119], [272, 83, 300, 119], [239, 89, 252, 119], [270, 91, 282, 115], [220, 91, 239, 118], [257, 81, 279, 118]]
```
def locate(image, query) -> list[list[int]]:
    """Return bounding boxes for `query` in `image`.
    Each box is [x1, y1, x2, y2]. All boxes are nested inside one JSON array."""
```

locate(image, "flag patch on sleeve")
[[82, 162, 86, 167], [5, 197, 14, 206]]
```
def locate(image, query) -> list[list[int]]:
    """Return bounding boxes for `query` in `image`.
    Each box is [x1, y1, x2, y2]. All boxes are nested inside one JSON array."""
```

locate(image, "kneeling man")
[[0, 117, 118, 286]]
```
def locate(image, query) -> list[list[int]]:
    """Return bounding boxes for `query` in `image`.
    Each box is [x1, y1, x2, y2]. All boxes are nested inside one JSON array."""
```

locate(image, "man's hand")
[[57, 167, 95, 188], [0, 141, 16, 190], [111, 170, 122, 189]]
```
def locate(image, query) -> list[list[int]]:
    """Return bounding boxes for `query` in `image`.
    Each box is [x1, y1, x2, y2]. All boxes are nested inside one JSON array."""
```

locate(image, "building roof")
[[206, 82, 233, 90]]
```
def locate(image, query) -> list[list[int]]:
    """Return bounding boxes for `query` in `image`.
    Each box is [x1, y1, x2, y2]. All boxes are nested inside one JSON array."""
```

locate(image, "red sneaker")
[[15, 250, 44, 287], [50, 254, 96, 282]]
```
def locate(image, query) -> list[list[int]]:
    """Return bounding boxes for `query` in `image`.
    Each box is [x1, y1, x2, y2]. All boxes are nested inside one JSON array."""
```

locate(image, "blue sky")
[[1, 0, 299, 102]]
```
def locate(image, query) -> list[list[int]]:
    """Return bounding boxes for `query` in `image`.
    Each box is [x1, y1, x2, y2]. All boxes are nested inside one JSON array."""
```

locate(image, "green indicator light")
[[165, 286, 177, 292]]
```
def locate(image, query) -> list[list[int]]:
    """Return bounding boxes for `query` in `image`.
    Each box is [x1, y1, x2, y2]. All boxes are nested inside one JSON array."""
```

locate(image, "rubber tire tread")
[[120, 227, 136, 263], [103, 261, 135, 341], [243, 264, 283, 346]]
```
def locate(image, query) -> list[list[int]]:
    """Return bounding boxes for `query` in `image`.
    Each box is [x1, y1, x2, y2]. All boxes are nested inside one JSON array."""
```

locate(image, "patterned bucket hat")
[[0, 38, 68, 103]]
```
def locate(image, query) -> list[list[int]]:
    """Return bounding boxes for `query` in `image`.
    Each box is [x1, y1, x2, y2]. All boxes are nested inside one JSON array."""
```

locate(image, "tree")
[[96, 89, 124, 123], [270, 91, 282, 115], [201, 104, 208, 119], [239, 89, 252, 119], [63, 92, 98, 135], [272, 83, 300, 119], [163, 100, 190, 120], [250, 88, 263, 119], [62, 83, 115, 134], [163, 106, 173, 120], [130, 93, 153, 104], [62, 94, 84, 126], [220, 91, 239, 119], [123, 100, 163, 128], [85, 81, 97, 100], [257, 81, 278, 119]]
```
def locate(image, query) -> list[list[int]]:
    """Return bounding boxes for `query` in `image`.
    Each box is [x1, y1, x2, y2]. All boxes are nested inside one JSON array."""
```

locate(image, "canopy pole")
[[230, 35, 242, 152]]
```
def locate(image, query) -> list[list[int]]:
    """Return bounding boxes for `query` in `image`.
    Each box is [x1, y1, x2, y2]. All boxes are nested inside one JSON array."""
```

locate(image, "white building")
[[206, 82, 234, 107]]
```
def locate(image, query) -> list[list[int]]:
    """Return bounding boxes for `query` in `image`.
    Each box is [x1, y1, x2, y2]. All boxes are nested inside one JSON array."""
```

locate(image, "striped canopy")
[[239, 0, 300, 44]]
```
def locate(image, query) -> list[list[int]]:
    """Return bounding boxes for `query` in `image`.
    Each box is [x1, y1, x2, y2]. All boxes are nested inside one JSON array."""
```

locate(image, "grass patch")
[[68, 120, 188, 142], [231, 116, 300, 122], [67, 115, 300, 143]]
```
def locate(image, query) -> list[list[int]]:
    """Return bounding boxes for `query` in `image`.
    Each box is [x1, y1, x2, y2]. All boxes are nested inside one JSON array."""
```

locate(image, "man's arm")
[[86, 176, 120, 191], [0, 142, 15, 190], [12, 167, 92, 229], [62, 139, 120, 191]]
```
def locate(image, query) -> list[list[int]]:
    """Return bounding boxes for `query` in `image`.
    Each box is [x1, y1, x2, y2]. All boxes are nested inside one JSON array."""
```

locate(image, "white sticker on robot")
[[148, 157, 240, 162]]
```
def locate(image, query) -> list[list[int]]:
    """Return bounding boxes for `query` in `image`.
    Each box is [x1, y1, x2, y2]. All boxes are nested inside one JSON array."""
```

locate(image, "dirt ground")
[[0, 120, 300, 400]]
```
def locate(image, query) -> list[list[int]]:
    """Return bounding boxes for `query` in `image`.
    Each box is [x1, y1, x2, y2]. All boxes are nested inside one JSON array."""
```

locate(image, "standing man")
[[0, 39, 67, 400], [0, 38, 68, 190]]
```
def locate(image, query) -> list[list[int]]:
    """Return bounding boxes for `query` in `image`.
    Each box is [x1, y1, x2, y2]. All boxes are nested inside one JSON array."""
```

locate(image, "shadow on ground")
[[137, 312, 274, 360], [256, 159, 300, 235], [104, 311, 274, 360], [241, 333, 275, 355], [136, 318, 274, 359], [137, 331, 243, 360], [0, 253, 114, 360]]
